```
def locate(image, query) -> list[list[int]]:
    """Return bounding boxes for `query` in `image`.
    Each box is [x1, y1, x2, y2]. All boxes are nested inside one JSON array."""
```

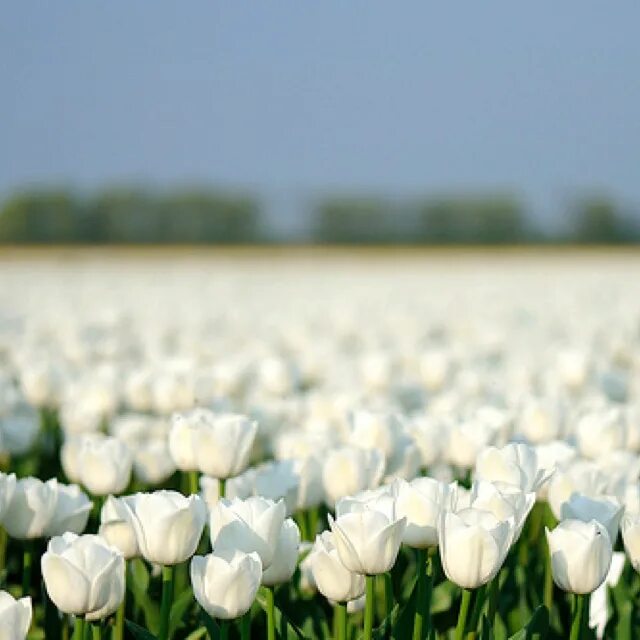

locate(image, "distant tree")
[[0, 190, 78, 243], [417, 194, 526, 243], [570, 196, 637, 243], [313, 197, 401, 244]]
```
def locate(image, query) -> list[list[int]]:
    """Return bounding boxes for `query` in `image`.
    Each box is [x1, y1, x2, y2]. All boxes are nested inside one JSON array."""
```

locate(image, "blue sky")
[[2, 2, 639, 230]]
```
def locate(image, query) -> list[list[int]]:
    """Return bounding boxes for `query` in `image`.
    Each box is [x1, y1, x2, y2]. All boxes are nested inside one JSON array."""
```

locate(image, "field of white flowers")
[[1, 248, 640, 640]]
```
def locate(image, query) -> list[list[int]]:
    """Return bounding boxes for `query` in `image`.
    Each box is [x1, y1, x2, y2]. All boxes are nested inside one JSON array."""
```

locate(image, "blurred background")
[[1, 2, 639, 246]]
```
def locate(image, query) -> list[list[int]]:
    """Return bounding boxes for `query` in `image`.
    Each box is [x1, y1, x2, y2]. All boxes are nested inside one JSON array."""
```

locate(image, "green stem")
[[158, 565, 175, 640], [0, 527, 6, 580], [218, 478, 226, 500], [62, 616, 69, 640], [468, 584, 487, 633], [335, 602, 347, 640], [188, 471, 199, 496], [91, 622, 101, 640], [382, 572, 393, 620], [265, 585, 276, 640], [486, 577, 500, 628], [570, 594, 587, 640], [240, 611, 251, 640], [364, 575, 376, 640], [114, 596, 125, 640], [413, 548, 427, 640], [219, 619, 229, 640], [455, 589, 473, 640], [308, 507, 319, 540], [544, 556, 554, 611], [296, 512, 309, 542], [22, 543, 32, 597], [74, 617, 85, 640]]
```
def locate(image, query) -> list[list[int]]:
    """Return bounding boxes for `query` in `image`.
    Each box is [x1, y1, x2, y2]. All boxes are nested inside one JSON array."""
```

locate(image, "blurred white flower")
[[0, 591, 32, 640]]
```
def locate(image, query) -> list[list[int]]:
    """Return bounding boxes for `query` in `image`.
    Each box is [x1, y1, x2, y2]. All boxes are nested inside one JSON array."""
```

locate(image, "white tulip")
[[534, 441, 577, 499], [439, 509, 513, 589], [547, 460, 609, 520], [99, 495, 139, 560], [210, 497, 286, 570], [168, 412, 200, 472], [0, 591, 32, 639], [405, 415, 445, 469], [446, 420, 496, 469], [261, 518, 300, 586], [310, 531, 366, 603], [191, 549, 262, 620], [41, 533, 125, 620], [560, 493, 623, 545], [621, 514, 640, 572], [575, 407, 626, 460], [61, 433, 105, 484], [0, 409, 39, 456], [470, 481, 535, 540], [125, 490, 206, 565], [518, 398, 562, 444], [546, 519, 612, 594], [77, 436, 132, 496], [394, 477, 455, 548], [348, 410, 402, 460], [329, 509, 406, 575], [475, 443, 552, 493], [190, 411, 257, 479], [20, 362, 61, 408], [336, 484, 398, 521], [133, 440, 176, 486], [322, 447, 385, 506], [0, 473, 16, 521], [45, 481, 93, 537]]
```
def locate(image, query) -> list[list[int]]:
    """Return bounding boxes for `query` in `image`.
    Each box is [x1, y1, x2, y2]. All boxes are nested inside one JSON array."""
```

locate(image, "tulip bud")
[[45, 481, 93, 537], [309, 531, 366, 603], [1, 477, 57, 539], [322, 447, 385, 506], [439, 509, 513, 589], [621, 514, 640, 572], [191, 549, 262, 620], [395, 477, 456, 548], [329, 509, 406, 576], [475, 443, 552, 493], [261, 518, 300, 586], [99, 495, 139, 560], [125, 490, 206, 565], [77, 436, 132, 496], [546, 519, 612, 594], [560, 493, 623, 545], [0, 591, 32, 639], [41, 533, 125, 621], [210, 497, 286, 570], [187, 410, 257, 479]]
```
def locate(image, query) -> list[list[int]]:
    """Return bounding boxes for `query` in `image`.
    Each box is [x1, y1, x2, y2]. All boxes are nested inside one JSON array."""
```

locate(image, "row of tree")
[[0, 188, 638, 244]]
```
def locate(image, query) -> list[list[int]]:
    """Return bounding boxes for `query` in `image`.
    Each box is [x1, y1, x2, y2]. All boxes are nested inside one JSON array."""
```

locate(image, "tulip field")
[[2, 248, 640, 640]]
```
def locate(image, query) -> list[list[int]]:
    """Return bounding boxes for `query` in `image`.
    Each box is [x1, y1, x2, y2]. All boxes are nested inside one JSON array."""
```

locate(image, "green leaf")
[[128, 560, 160, 634], [169, 586, 195, 635], [199, 610, 221, 640], [125, 620, 157, 640], [257, 591, 306, 639], [507, 605, 549, 640]]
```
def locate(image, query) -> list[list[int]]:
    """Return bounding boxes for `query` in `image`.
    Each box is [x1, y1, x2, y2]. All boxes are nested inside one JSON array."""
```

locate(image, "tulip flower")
[[322, 446, 385, 506], [560, 493, 623, 545], [45, 481, 93, 537], [191, 548, 262, 622], [76, 436, 132, 496], [0, 473, 16, 520], [475, 443, 552, 493], [133, 440, 177, 487], [261, 518, 300, 587], [1, 477, 58, 540], [310, 531, 366, 640], [41, 533, 125, 637], [546, 519, 613, 594], [621, 513, 640, 572], [470, 481, 536, 541], [125, 490, 207, 640], [575, 406, 626, 460], [546, 460, 609, 519], [439, 508, 513, 590], [210, 497, 286, 570], [546, 519, 613, 640], [329, 508, 405, 640], [98, 495, 139, 560], [0, 591, 32, 640], [192, 410, 257, 482]]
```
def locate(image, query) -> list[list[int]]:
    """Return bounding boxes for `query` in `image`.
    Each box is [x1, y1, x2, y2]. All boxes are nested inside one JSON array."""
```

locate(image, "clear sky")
[[2, 2, 639, 230]]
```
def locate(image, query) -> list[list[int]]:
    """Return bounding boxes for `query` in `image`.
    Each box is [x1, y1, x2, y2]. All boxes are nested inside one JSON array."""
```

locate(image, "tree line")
[[0, 187, 638, 244]]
